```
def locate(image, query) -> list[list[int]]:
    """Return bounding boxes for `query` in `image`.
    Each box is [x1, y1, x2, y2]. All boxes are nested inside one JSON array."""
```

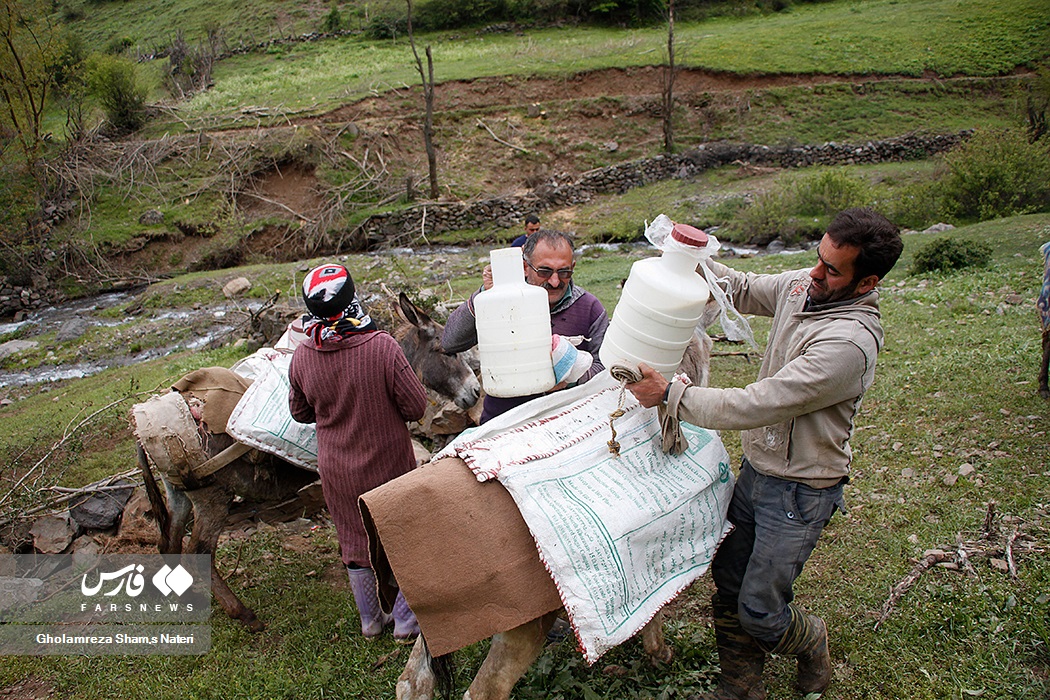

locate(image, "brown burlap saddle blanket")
[[360, 457, 561, 656]]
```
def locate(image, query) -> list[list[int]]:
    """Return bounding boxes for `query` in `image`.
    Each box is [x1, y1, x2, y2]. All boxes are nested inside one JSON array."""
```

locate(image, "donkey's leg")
[[163, 483, 192, 555], [465, 610, 560, 700], [187, 486, 265, 632], [640, 608, 673, 664], [136, 444, 184, 554], [1039, 328, 1050, 399], [396, 636, 436, 700]]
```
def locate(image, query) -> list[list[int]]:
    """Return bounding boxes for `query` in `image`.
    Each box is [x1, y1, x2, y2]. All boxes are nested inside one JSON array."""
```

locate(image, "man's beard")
[[807, 277, 860, 305]]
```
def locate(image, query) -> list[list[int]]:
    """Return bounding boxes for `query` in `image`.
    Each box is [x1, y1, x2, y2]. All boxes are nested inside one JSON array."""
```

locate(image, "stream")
[[0, 239, 800, 391], [0, 291, 257, 389]]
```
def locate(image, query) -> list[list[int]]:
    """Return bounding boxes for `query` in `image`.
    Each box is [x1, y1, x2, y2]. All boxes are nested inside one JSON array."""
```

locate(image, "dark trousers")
[[711, 458, 844, 646]]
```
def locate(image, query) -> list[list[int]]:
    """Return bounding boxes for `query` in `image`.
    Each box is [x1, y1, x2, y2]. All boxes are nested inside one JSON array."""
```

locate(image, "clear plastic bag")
[[645, 214, 758, 351]]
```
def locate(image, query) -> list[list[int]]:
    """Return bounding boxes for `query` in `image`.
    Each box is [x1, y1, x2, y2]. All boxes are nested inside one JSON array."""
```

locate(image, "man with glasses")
[[443, 229, 609, 423]]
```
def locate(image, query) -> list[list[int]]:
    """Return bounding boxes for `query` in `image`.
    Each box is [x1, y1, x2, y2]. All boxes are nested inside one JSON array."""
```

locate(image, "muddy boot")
[[392, 590, 420, 644], [769, 604, 832, 696], [347, 566, 393, 638], [692, 594, 766, 700]]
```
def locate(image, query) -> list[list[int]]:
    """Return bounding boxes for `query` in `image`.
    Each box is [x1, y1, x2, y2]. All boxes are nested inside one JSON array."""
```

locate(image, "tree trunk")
[[424, 45, 438, 199], [406, 0, 439, 199], [662, 0, 676, 154]]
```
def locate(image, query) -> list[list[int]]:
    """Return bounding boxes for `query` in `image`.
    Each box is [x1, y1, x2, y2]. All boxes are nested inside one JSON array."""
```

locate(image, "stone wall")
[[346, 131, 970, 249], [0, 284, 50, 322]]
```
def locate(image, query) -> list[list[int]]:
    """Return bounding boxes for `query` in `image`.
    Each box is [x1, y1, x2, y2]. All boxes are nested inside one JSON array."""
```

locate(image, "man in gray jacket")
[[626, 208, 903, 699]]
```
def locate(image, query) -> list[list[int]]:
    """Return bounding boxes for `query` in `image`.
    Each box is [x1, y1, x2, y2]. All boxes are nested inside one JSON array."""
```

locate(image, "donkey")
[[395, 292, 481, 411], [1038, 241, 1050, 399], [394, 319, 717, 700], [134, 293, 480, 632]]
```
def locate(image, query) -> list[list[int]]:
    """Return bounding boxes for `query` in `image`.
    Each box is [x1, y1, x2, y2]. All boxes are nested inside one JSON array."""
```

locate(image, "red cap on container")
[[670, 223, 708, 247]]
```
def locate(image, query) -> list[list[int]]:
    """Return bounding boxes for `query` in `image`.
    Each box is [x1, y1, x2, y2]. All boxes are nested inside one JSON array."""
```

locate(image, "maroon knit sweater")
[[288, 331, 427, 567]]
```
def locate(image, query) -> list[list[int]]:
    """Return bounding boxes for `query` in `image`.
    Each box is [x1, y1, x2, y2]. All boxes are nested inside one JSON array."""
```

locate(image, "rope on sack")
[[608, 364, 690, 457], [607, 364, 644, 456]]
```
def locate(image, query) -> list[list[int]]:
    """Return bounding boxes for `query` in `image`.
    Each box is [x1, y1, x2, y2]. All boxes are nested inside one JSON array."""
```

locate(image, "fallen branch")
[[0, 396, 133, 515], [957, 544, 977, 576], [874, 550, 953, 631], [418, 206, 430, 245], [875, 509, 1043, 630], [1006, 528, 1019, 578], [0, 469, 142, 527], [240, 290, 283, 337], [48, 482, 137, 494], [238, 191, 317, 223], [983, 500, 998, 539], [476, 118, 530, 154]]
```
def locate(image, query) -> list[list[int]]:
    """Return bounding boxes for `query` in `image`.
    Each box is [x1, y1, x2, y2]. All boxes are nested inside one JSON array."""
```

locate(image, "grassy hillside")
[[5, 0, 1039, 292], [179, 0, 1049, 121]]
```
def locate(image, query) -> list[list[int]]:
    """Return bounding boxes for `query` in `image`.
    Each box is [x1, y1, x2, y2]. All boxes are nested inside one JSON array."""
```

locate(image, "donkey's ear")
[[399, 292, 433, 327]]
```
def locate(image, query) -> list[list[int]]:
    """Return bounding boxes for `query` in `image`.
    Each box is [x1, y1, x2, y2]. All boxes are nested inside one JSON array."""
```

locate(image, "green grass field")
[[175, 0, 1048, 120]]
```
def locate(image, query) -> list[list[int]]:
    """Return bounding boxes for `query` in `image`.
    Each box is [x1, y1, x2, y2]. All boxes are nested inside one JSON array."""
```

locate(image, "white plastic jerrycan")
[[473, 247, 556, 397], [600, 222, 711, 379]]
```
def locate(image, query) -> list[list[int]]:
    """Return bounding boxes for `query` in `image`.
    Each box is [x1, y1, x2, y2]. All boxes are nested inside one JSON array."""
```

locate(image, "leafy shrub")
[[322, 3, 344, 32], [104, 35, 134, 55], [725, 188, 825, 245], [365, 11, 407, 39], [941, 127, 1050, 222], [0, 169, 41, 281], [910, 237, 992, 274], [86, 54, 147, 133], [60, 2, 85, 21], [52, 34, 87, 92], [791, 168, 872, 216], [413, 0, 508, 30], [882, 179, 945, 231], [699, 195, 750, 230], [719, 168, 872, 245]]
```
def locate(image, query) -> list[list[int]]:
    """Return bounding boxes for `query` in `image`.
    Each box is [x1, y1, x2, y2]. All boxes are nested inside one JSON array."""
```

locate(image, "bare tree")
[[662, 0, 676, 153], [406, 0, 438, 199], [0, 0, 61, 172]]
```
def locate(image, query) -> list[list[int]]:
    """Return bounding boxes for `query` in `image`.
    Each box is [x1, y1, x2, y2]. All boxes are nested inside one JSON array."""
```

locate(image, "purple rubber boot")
[[347, 566, 392, 638], [392, 590, 420, 643]]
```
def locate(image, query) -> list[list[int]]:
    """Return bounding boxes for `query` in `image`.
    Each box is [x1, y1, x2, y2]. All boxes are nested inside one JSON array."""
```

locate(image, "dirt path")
[[310, 66, 933, 123]]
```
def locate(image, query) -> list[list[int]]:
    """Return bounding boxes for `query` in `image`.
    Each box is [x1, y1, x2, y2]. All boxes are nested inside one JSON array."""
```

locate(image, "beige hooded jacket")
[[678, 259, 884, 488]]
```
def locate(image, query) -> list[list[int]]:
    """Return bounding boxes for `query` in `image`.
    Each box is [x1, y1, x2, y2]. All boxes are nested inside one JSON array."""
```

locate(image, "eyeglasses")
[[526, 260, 574, 280]]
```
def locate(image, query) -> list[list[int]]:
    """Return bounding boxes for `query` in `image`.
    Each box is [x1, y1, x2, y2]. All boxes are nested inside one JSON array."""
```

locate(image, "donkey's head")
[[395, 292, 482, 410]]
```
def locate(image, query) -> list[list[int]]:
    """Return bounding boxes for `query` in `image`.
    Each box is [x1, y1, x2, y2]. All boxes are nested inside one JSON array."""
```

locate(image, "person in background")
[[625, 208, 904, 699], [444, 229, 608, 423], [511, 213, 541, 247], [288, 263, 428, 643]]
